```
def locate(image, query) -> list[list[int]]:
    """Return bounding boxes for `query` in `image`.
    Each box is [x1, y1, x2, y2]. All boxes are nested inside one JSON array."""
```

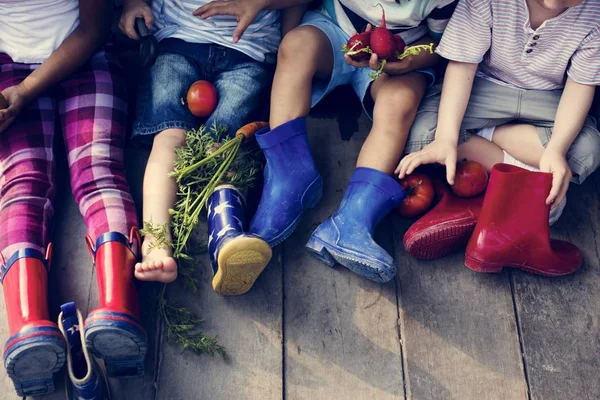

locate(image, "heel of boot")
[[4, 327, 66, 397], [305, 236, 336, 267], [465, 255, 504, 273], [85, 311, 146, 378]]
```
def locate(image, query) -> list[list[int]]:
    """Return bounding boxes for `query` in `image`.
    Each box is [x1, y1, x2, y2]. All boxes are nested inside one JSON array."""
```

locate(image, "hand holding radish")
[[396, 138, 458, 185], [193, 0, 267, 43]]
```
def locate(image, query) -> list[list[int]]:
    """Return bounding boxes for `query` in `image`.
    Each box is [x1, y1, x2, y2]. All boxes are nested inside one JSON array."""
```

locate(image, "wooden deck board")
[[394, 217, 528, 400], [155, 242, 284, 400], [282, 117, 405, 400], [511, 174, 600, 400]]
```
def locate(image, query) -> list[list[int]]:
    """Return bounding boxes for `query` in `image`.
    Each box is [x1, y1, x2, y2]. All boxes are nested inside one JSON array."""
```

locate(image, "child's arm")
[[0, 0, 111, 133], [540, 78, 596, 206], [396, 61, 478, 184], [194, 0, 314, 43], [281, 5, 308, 37]]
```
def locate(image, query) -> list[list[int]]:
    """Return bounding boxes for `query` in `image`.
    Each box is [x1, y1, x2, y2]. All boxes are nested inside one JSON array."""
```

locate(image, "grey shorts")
[[406, 77, 600, 184]]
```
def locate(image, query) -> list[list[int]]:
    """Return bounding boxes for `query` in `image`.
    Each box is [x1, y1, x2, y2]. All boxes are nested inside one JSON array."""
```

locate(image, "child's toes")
[[135, 262, 143, 272], [153, 260, 164, 271], [162, 257, 177, 273]]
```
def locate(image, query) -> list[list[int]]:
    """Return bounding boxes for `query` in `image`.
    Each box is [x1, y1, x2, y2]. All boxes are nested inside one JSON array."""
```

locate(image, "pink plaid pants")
[[0, 49, 138, 260]]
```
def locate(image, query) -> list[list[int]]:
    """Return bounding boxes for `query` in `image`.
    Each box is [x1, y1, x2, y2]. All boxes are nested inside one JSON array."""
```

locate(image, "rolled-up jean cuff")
[[536, 126, 587, 184]]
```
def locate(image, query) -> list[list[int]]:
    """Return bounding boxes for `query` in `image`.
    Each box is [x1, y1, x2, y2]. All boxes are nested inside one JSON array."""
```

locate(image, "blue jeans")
[[132, 39, 273, 141]]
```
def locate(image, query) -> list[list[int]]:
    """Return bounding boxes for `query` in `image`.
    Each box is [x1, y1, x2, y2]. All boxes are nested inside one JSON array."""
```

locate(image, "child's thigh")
[[208, 60, 272, 132], [297, 11, 356, 107], [133, 52, 201, 139]]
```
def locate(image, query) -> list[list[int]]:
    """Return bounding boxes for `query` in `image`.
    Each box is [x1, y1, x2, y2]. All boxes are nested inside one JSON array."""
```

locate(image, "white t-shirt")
[[0, 0, 80, 64]]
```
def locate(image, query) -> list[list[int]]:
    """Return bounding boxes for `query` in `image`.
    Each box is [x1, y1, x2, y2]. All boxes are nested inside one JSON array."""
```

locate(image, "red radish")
[[370, 4, 395, 60], [343, 31, 372, 61], [393, 35, 406, 54]]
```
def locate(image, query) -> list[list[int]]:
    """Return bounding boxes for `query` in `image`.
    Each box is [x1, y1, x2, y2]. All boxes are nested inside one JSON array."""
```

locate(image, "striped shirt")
[[322, 0, 458, 45], [151, 0, 280, 64], [437, 0, 600, 90]]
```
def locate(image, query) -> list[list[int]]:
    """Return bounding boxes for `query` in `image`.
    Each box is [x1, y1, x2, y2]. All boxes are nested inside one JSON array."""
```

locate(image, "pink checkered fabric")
[[0, 48, 138, 260]]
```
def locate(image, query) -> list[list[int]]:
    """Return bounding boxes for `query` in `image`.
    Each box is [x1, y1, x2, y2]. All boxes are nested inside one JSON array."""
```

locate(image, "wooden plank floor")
[[1, 104, 599, 400]]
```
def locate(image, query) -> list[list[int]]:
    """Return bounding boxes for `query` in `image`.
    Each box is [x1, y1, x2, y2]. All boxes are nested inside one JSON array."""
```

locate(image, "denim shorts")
[[132, 39, 273, 141], [301, 11, 436, 118]]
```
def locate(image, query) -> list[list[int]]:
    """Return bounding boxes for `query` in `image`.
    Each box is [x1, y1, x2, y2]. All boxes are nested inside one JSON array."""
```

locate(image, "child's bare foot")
[[135, 237, 178, 283]]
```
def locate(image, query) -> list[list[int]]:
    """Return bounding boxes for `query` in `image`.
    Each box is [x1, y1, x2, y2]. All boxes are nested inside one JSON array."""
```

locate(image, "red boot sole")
[[464, 254, 580, 276], [404, 221, 476, 260]]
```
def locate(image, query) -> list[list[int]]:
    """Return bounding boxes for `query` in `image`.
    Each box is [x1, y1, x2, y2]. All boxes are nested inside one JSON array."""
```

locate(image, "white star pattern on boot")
[[214, 201, 234, 216], [208, 231, 214, 247], [232, 215, 243, 229], [207, 200, 213, 219], [217, 224, 235, 238], [232, 194, 243, 207]]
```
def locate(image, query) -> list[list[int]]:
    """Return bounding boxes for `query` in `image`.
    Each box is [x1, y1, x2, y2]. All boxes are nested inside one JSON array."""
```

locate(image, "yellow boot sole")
[[212, 236, 272, 296]]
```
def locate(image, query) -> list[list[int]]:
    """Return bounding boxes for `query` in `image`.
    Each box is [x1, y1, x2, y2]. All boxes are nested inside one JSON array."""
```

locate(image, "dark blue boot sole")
[[85, 311, 146, 378], [4, 328, 66, 397], [305, 236, 395, 283]]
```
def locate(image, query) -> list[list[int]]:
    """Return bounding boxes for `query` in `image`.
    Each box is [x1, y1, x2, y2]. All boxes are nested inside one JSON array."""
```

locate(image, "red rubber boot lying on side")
[[465, 164, 582, 276], [404, 180, 484, 260], [84, 228, 147, 378]]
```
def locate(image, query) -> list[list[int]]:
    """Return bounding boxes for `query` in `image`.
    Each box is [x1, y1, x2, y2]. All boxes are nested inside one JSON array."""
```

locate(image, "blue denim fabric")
[[301, 11, 436, 119], [132, 39, 273, 140]]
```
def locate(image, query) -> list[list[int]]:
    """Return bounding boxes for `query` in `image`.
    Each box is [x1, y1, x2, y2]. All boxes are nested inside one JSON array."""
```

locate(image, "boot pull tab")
[[45, 243, 53, 272], [128, 227, 141, 257], [85, 235, 96, 261]]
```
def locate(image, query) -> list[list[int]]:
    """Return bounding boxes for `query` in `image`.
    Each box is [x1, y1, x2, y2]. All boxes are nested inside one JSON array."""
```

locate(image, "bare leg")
[[456, 135, 505, 171], [269, 26, 334, 128], [357, 73, 428, 174], [135, 128, 185, 283], [491, 123, 544, 167]]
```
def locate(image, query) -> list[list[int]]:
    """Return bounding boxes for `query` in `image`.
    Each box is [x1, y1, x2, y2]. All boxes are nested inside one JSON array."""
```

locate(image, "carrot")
[[0, 93, 7, 110], [235, 121, 268, 141]]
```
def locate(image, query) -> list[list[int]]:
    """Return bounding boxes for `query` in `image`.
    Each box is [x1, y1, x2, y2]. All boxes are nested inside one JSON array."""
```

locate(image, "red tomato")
[[398, 173, 435, 218], [186, 80, 217, 118], [452, 160, 489, 197]]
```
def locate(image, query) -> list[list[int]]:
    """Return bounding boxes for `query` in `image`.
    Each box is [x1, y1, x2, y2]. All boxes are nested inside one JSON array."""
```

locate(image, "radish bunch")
[[342, 4, 435, 79]]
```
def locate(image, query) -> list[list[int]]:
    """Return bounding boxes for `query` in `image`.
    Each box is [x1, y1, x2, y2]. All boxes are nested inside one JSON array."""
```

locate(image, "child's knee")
[[375, 85, 420, 125], [153, 129, 186, 150], [278, 27, 321, 68]]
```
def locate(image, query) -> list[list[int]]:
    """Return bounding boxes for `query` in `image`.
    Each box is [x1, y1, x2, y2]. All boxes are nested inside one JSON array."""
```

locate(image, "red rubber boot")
[[465, 164, 582, 276], [84, 228, 146, 378], [1, 245, 66, 397], [404, 180, 484, 260]]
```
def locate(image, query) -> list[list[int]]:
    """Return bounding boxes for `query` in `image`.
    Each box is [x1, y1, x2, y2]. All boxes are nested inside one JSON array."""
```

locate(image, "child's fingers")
[[142, 8, 155, 28], [233, 15, 254, 42], [546, 170, 563, 205], [397, 154, 413, 178], [194, 2, 234, 18], [369, 53, 379, 71], [122, 16, 139, 40], [445, 155, 457, 186]]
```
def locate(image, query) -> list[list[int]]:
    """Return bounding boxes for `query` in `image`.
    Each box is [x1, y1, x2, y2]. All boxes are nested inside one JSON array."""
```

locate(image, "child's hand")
[[539, 149, 571, 208], [368, 53, 412, 76], [119, 0, 154, 40], [193, 0, 267, 43], [0, 85, 28, 134], [396, 138, 458, 185]]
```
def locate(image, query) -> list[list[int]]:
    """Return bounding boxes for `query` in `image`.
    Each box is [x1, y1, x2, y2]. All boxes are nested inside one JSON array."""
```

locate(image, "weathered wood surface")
[[282, 116, 405, 400], [510, 174, 600, 400], [0, 93, 599, 399]]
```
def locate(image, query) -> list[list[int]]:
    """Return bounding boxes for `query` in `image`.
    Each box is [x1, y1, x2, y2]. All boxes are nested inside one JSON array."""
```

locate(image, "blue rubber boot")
[[305, 168, 405, 283], [208, 185, 272, 296], [59, 302, 110, 400], [249, 118, 323, 246]]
